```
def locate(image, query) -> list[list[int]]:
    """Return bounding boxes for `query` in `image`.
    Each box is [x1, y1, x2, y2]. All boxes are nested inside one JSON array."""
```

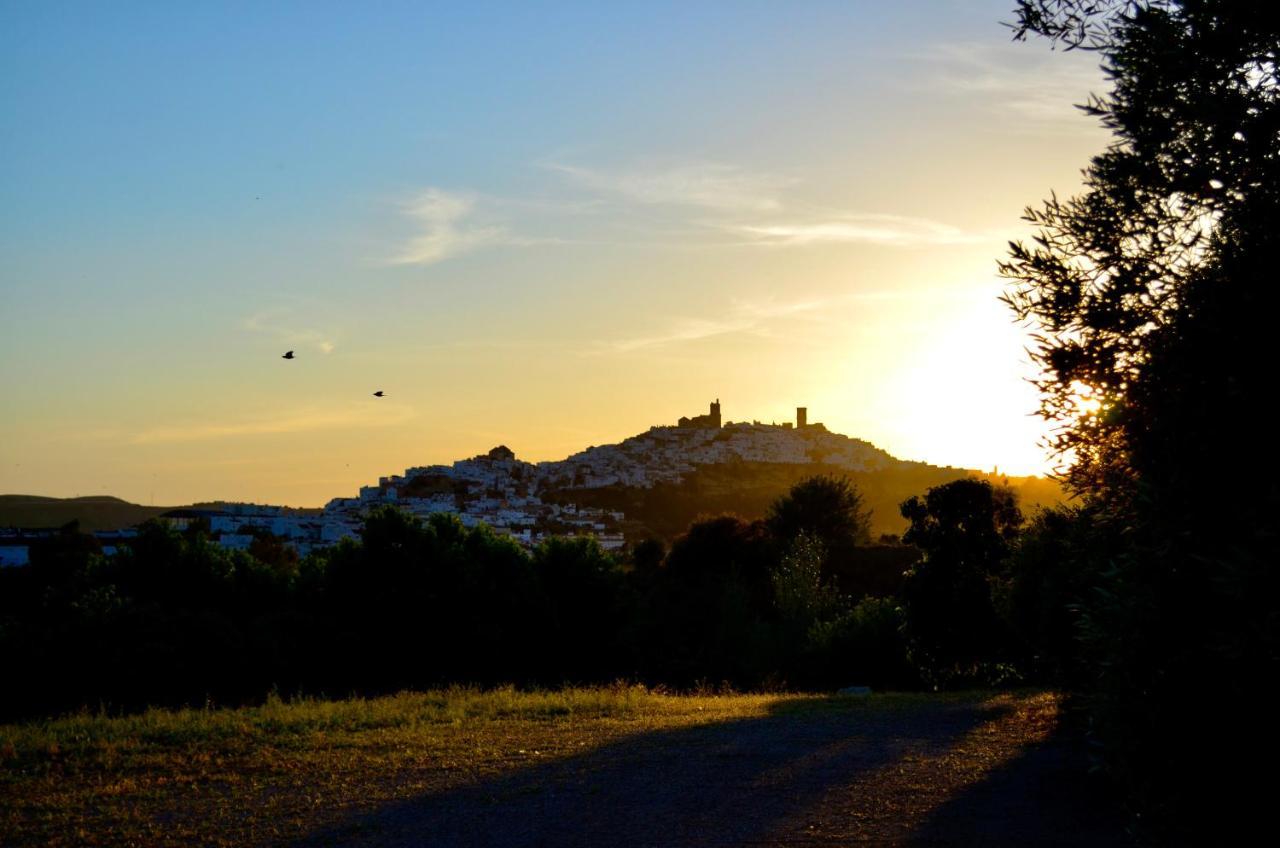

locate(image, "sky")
[[0, 1, 1112, 507]]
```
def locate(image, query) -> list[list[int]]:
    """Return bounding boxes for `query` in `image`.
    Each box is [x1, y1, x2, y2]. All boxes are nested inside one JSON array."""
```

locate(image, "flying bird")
[[373, 391, 385, 397], [282, 350, 295, 359]]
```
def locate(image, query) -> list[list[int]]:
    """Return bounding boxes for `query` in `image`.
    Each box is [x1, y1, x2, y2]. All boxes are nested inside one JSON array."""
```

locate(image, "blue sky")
[[1, 1, 1110, 504]]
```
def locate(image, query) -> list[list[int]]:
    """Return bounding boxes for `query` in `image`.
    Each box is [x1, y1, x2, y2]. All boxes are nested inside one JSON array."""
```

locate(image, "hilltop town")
[[318, 401, 900, 553], [2, 402, 919, 564]]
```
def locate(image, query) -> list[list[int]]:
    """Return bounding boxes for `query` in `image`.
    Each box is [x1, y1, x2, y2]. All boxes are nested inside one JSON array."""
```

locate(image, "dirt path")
[[298, 693, 1127, 847]]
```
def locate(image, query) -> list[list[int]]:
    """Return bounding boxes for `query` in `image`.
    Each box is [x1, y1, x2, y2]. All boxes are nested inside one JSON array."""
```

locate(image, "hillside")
[[0, 496, 322, 532], [0, 495, 173, 532], [544, 460, 1066, 541], [4, 416, 1067, 543]]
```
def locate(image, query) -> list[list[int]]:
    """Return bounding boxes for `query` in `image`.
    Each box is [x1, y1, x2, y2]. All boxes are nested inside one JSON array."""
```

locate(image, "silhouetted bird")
[[282, 351, 294, 359], [373, 391, 385, 397]]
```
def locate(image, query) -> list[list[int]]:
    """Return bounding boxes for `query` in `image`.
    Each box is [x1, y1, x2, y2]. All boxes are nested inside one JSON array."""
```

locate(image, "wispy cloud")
[[544, 161, 983, 249], [383, 162, 984, 268], [731, 213, 988, 247], [606, 287, 980, 353], [388, 189, 511, 266], [609, 296, 830, 353], [241, 310, 338, 354], [132, 404, 415, 444], [610, 316, 758, 352], [545, 162, 792, 213], [919, 42, 1108, 129]]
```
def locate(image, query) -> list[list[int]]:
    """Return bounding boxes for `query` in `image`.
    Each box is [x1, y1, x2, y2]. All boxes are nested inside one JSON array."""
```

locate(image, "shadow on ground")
[[907, 708, 1128, 846], [296, 695, 1127, 847]]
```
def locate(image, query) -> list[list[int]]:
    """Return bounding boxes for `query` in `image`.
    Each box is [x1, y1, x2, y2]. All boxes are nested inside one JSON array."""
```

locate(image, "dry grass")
[[1, 687, 1062, 847], [1, 685, 806, 846]]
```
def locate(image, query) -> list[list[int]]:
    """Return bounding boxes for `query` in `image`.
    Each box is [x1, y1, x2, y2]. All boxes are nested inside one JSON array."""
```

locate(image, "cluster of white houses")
[[3, 403, 902, 565]]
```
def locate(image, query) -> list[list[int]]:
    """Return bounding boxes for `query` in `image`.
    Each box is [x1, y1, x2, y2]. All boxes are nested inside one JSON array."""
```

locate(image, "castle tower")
[[710, 398, 722, 428], [797, 407, 807, 428]]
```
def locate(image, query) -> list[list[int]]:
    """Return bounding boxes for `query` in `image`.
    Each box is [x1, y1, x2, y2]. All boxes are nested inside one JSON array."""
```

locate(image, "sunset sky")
[[1, 1, 1111, 507]]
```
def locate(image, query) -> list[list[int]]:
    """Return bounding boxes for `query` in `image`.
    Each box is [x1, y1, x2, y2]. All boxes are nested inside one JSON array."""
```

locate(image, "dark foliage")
[[767, 475, 873, 553], [639, 515, 778, 687], [898, 479, 1023, 687], [1, 475, 938, 719], [993, 504, 1113, 686], [1005, 0, 1280, 839], [547, 460, 1063, 542]]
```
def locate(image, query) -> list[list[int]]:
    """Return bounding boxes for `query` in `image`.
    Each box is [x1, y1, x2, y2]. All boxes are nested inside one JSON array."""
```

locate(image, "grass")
[[1, 686, 1051, 847], [0, 685, 804, 846]]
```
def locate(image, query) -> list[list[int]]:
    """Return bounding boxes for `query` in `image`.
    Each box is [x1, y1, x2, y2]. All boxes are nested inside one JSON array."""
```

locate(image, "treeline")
[[0, 475, 1084, 721], [546, 460, 1065, 541]]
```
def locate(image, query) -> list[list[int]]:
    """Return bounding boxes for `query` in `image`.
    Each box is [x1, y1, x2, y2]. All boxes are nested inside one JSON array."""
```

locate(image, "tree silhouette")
[[897, 479, 1021, 687], [767, 475, 873, 554], [1003, 1, 1279, 838], [1003, 0, 1280, 495]]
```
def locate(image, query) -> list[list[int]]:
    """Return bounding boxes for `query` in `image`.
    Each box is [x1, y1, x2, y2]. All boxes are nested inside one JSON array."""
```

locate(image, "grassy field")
[[1, 686, 1093, 847], [1, 686, 797, 846]]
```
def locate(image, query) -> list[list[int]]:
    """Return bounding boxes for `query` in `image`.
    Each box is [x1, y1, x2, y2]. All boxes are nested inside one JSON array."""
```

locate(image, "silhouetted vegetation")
[[6, 473, 1047, 720], [899, 479, 1022, 688], [547, 460, 1065, 541], [0, 465, 1108, 726], [768, 474, 873, 553], [1003, 1, 1279, 840]]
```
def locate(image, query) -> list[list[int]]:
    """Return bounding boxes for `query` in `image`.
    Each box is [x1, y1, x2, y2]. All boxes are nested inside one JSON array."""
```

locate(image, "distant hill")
[[0, 496, 322, 532], [5, 415, 1067, 543], [0, 495, 173, 532], [527, 415, 1068, 540]]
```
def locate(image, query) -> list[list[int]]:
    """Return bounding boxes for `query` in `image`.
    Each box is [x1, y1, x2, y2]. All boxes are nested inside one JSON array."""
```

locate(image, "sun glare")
[[1069, 381, 1103, 416]]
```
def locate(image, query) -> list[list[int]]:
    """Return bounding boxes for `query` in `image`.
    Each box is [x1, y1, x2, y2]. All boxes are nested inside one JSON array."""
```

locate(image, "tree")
[[1002, 1, 1279, 838], [1003, 0, 1280, 496], [898, 478, 1022, 687], [643, 515, 776, 686], [767, 475, 873, 554]]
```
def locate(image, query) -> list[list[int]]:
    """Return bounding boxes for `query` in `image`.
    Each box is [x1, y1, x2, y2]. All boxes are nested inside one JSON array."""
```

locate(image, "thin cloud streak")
[[547, 161, 986, 249], [241, 310, 338, 354], [609, 296, 831, 353], [132, 405, 415, 444], [607, 288, 980, 353], [545, 162, 792, 213], [919, 42, 1107, 129], [731, 214, 988, 247], [610, 316, 759, 353], [383, 163, 990, 267]]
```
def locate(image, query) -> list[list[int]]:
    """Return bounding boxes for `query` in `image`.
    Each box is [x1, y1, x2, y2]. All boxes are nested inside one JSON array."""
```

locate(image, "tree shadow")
[[907, 707, 1130, 847], [294, 696, 1014, 847]]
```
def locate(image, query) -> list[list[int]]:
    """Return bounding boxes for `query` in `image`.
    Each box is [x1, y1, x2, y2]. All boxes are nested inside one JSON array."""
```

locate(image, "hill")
[[0, 495, 173, 532], [0, 496, 322, 532], [4, 412, 1067, 543]]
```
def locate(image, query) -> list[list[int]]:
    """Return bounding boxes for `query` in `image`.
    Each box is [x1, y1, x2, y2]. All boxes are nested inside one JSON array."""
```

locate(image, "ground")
[[1, 687, 1126, 846]]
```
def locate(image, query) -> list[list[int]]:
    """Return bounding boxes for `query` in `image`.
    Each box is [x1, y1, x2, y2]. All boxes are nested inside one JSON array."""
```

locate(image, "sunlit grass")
[[0, 687, 1050, 847], [0, 685, 804, 846]]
